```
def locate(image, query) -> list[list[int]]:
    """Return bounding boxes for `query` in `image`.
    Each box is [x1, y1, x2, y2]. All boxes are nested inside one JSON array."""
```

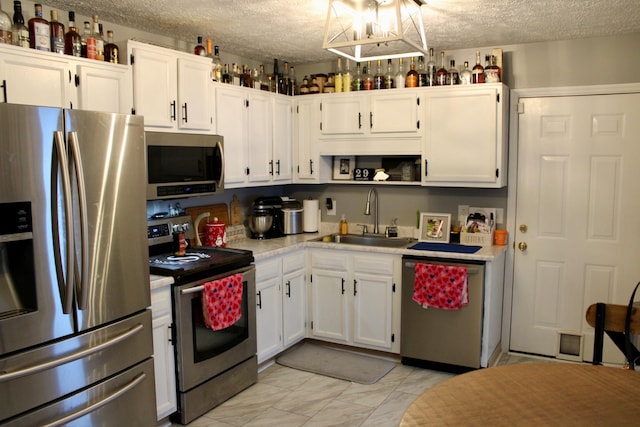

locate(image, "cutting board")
[[185, 204, 229, 245]]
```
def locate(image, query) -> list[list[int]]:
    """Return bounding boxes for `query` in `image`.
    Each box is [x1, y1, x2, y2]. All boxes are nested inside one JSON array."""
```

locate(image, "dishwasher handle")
[[403, 261, 482, 275]]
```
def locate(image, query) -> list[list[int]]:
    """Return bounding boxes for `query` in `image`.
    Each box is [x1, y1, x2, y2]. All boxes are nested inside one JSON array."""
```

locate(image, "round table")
[[400, 363, 640, 426]]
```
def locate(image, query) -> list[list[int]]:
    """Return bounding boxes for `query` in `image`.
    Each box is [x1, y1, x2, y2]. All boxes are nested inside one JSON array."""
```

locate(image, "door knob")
[[519, 224, 528, 233], [518, 242, 528, 251]]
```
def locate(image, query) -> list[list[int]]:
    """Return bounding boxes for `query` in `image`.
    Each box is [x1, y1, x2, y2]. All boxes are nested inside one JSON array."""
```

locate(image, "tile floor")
[[172, 351, 544, 427]]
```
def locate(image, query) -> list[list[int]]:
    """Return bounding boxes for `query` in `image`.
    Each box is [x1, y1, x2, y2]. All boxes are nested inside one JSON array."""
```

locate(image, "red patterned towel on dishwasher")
[[412, 263, 468, 310], [201, 273, 244, 331]]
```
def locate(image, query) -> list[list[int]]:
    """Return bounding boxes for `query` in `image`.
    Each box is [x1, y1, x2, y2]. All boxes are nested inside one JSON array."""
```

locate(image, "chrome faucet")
[[363, 187, 379, 234]]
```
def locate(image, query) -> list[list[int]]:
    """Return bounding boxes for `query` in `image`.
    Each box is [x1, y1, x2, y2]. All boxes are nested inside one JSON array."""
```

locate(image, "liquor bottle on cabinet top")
[[221, 64, 231, 84], [459, 61, 472, 85], [384, 59, 394, 89], [49, 10, 64, 53], [472, 51, 484, 83], [104, 30, 119, 63], [484, 55, 501, 82], [212, 45, 222, 81], [81, 21, 95, 58], [373, 60, 384, 90], [289, 66, 297, 95], [417, 56, 427, 87], [334, 57, 343, 93], [64, 10, 80, 56], [394, 57, 405, 89], [252, 68, 260, 89], [309, 76, 320, 94], [193, 36, 206, 56], [283, 61, 290, 95], [447, 59, 459, 85], [28, 3, 49, 51], [342, 59, 352, 92], [92, 16, 104, 61], [363, 61, 373, 90], [352, 62, 362, 91], [426, 48, 436, 86], [231, 63, 240, 85], [0, 4, 12, 44], [405, 57, 418, 88], [239, 65, 251, 87], [12, 1, 29, 48], [299, 76, 309, 94], [435, 51, 447, 85], [205, 39, 215, 79]]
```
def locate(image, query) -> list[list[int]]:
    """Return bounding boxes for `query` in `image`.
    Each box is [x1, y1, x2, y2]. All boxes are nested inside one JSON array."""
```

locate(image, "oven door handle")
[[181, 285, 205, 294]]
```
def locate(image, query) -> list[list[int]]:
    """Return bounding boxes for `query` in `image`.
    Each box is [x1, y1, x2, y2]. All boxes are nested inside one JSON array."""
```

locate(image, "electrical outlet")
[[327, 200, 336, 216], [496, 208, 504, 224]]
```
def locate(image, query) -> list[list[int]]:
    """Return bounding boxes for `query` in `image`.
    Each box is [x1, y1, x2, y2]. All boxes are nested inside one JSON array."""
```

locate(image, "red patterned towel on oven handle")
[[201, 273, 244, 331], [412, 263, 468, 310]]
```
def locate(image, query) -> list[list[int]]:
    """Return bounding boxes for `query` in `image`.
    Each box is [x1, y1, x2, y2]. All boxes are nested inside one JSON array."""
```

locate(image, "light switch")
[[326, 200, 336, 216]]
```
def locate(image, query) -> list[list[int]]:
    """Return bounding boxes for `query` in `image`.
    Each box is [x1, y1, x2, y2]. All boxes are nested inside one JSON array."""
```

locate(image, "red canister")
[[205, 217, 226, 247]]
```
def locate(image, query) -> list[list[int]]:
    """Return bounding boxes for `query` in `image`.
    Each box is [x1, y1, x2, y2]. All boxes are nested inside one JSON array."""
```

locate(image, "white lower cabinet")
[[309, 249, 401, 353], [151, 284, 177, 420], [256, 251, 306, 363]]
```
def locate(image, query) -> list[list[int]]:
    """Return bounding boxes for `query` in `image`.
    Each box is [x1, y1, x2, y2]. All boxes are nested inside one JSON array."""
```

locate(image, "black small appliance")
[[251, 196, 285, 239]]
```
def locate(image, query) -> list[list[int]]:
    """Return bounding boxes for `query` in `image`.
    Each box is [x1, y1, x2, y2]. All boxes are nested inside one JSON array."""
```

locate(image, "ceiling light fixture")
[[323, 0, 428, 62]]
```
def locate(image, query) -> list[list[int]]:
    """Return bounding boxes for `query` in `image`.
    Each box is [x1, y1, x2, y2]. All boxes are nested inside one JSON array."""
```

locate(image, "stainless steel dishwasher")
[[401, 256, 485, 370]]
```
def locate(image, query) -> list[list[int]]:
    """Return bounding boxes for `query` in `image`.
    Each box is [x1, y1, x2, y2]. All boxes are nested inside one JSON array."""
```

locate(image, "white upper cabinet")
[[126, 40, 212, 132], [320, 94, 367, 136], [421, 84, 508, 187], [215, 85, 249, 187], [272, 96, 293, 183], [293, 96, 320, 183], [0, 44, 131, 113], [246, 91, 274, 183]]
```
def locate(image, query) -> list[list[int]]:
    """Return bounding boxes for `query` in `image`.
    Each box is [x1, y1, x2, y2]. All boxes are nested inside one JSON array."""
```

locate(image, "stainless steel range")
[[148, 215, 257, 425]]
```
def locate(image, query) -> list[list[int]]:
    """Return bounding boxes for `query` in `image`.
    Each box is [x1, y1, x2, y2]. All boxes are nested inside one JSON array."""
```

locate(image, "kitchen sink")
[[313, 233, 417, 248]]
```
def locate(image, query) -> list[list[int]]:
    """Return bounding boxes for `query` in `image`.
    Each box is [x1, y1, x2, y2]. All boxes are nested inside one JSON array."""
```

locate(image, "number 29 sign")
[[353, 168, 375, 181]]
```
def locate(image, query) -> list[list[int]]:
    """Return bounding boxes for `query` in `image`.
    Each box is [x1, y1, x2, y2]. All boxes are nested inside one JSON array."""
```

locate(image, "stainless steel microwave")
[[146, 131, 224, 200]]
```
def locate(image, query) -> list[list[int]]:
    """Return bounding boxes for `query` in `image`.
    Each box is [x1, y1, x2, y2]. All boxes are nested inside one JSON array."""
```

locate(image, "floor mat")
[[275, 342, 396, 385]]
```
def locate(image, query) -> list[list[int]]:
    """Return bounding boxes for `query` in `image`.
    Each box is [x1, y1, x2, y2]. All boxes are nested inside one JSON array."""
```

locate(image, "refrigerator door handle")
[[68, 131, 89, 310], [40, 372, 147, 427], [0, 322, 144, 382], [52, 130, 75, 314]]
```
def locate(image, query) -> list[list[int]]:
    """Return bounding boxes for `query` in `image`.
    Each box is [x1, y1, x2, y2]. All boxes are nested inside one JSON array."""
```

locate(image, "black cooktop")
[[149, 246, 254, 279]]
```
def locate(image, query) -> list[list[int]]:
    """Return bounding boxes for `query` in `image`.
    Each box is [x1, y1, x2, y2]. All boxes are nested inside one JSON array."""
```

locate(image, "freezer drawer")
[[401, 257, 485, 369], [0, 310, 154, 422], [2, 358, 156, 427]]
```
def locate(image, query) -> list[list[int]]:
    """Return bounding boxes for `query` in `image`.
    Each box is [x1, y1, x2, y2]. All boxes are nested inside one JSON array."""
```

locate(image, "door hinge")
[[517, 102, 525, 114], [129, 54, 134, 65], [392, 283, 396, 293], [169, 323, 176, 344], [496, 168, 499, 178], [320, 102, 322, 111], [245, 99, 249, 108], [417, 97, 420, 106], [246, 167, 250, 175], [497, 93, 500, 103], [311, 321, 314, 330], [391, 333, 395, 343], [416, 120, 420, 129], [131, 108, 136, 115], [310, 274, 312, 283], [320, 122, 322, 131], [296, 105, 299, 114]]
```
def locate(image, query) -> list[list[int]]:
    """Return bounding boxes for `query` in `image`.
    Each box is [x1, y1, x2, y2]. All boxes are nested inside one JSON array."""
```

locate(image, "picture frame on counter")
[[418, 213, 451, 243], [332, 156, 355, 180]]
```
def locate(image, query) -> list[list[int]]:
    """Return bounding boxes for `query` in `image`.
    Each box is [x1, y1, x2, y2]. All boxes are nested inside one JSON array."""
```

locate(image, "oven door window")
[[191, 279, 249, 362]]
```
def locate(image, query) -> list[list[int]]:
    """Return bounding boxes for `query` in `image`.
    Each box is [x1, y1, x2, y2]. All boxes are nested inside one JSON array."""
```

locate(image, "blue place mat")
[[408, 242, 482, 253]]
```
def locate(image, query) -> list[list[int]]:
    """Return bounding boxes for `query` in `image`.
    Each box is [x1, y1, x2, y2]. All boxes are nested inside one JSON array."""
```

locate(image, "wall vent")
[[556, 331, 583, 361]]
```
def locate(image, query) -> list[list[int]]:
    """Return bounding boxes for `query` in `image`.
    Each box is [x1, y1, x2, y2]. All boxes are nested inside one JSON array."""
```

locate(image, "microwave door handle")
[[52, 131, 75, 314], [68, 131, 89, 310], [216, 139, 224, 188]]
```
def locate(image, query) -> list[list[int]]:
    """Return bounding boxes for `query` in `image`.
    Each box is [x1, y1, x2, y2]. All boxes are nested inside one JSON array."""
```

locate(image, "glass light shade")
[[323, 0, 428, 62]]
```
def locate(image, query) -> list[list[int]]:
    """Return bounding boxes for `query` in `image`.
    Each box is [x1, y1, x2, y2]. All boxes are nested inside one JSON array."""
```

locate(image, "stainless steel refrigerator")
[[0, 104, 156, 426]]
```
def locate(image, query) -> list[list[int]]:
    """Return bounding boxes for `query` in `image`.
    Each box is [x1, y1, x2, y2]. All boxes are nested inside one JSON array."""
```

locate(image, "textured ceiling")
[[39, 0, 640, 64]]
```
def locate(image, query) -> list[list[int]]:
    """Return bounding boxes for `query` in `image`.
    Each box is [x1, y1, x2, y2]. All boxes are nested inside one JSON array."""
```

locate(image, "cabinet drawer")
[[311, 251, 349, 271], [256, 257, 281, 281], [353, 254, 394, 275], [283, 251, 305, 273]]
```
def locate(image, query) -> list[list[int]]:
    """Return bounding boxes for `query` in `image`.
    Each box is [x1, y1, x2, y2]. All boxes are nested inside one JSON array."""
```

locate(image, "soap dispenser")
[[339, 214, 348, 235]]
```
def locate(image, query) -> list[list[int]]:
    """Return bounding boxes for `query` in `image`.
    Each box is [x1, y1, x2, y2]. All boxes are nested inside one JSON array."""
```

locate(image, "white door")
[[352, 272, 393, 350], [131, 46, 176, 128], [215, 86, 248, 187], [273, 97, 293, 183], [282, 267, 306, 347], [247, 92, 273, 183], [510, 93, 640, 362], [310, 268, 349, 343], [177, 57, 211, 131], [256, 276, 283, 363], [76, 62, 132, 113]]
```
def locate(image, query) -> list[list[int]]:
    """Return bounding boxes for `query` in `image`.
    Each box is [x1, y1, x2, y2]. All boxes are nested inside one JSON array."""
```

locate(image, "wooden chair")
[[586, 302, 640, 366]]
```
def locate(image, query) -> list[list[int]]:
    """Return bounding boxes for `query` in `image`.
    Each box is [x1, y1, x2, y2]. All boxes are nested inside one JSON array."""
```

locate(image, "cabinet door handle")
[[276, 160, 281, 175], [353, 279, 358, 296], [1, 79, 6, 103], [170, 101, 176, 121], [269, 160, 274, 175], [257, 290, 262, 309], [309, 159, 314, 175], [370, 112, 373, 129], [358, 112, 362, 129], [286, 280, 291, 297], [424, 159, 428, 177], [182, 103, 188, 123], [341, 278, 345, 295]]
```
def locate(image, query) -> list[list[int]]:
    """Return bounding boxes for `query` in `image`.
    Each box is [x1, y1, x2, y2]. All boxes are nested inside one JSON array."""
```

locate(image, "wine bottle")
[[472, 51, 484, 84], [417, 56, 427, 87], [373, 59, 384, 90], [384, 59, 394, 89], [81, 21, 95, 59], [394, 57, 405, 89], [352, 62, 362, 91], [193, 36, 206, 56], [334, 57, 343, 93], [64, 11, 80, 56], [28, 3, 49, 51], [92, 16, 103, 61], [405, 57, 418, 88], [271, 59, 279, 93], [0, 4, 12, 44], [12, 1, 29, 48], [104, 30, 119, 63], [435, 51, 447, 85]]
